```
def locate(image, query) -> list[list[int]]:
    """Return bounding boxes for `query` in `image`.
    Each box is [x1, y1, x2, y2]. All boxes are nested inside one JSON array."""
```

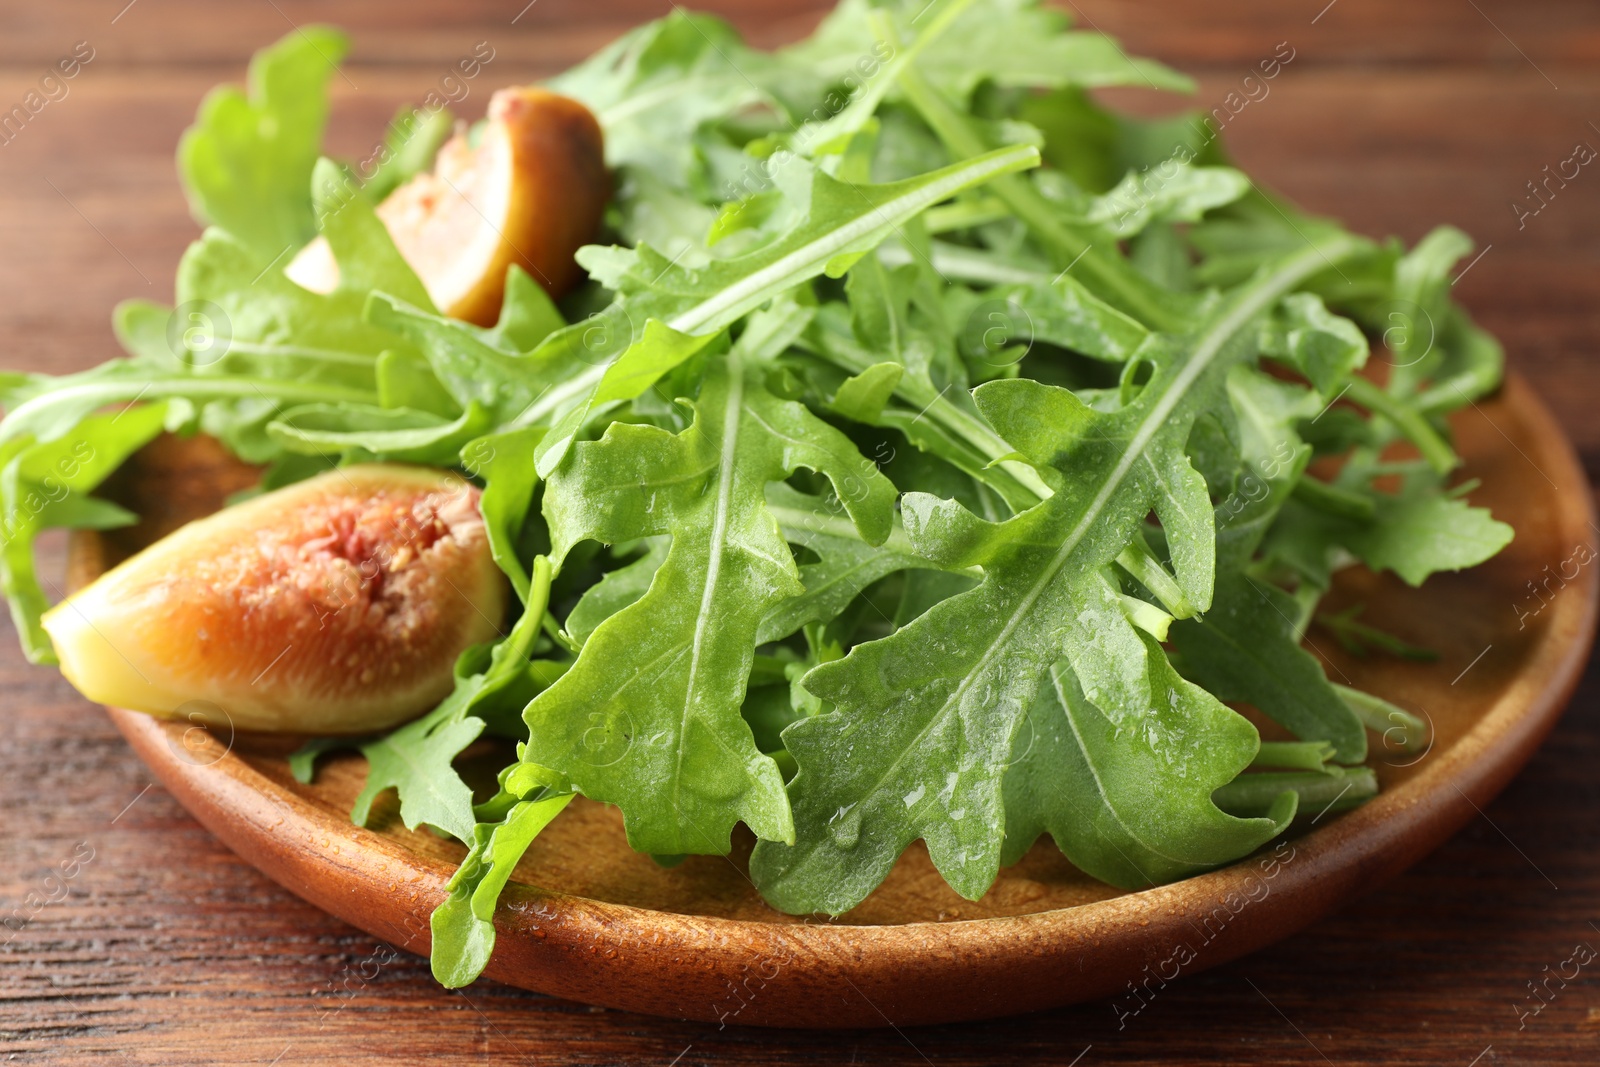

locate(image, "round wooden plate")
[[67, 374, 1596, 1029]]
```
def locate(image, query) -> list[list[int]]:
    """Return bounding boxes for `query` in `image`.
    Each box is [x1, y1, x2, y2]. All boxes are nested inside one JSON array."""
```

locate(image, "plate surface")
[[68, 374, 1596, 1028]]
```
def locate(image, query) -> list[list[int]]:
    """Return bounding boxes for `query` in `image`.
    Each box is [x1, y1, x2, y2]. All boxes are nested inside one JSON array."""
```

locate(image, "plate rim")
[[80, 373, 1598, 1028]]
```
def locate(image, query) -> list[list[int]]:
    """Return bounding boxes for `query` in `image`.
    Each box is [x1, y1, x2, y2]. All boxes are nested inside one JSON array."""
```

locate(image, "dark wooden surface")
[[2, 0, 1598, 1063]]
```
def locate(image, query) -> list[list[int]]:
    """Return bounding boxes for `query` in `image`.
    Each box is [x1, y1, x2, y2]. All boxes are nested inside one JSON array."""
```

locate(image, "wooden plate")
[[67, 374, 1596, 1029]]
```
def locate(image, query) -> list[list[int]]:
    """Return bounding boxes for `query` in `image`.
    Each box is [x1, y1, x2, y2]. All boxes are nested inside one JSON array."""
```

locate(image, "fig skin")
[[287, 86, 608, 325], [43, 465, 507, 735]]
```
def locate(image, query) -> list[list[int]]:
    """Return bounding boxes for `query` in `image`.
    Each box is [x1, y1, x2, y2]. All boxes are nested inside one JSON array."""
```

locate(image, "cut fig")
[[287, 86, 608, 324], [43, 465, 507, 735]]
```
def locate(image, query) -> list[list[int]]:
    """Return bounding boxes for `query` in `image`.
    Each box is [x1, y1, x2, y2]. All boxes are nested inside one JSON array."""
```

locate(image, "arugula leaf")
[[1265, 463, 1513, 591], [1387, 225, 1475, 395], [1001, 654, 1295, 889], [177, 27, 348, 265], [803, 0, 1191, 108], [1169, 366, 1368, 762], [758, 484, 944, 645], [1416, 306, 1504, 412], [0, 404, 171, 662], [1171, 572, 1368, 762], [550, 11, 780, 193], [564, 538, 669, 646], [463, 426, 547, 604], [1258, 291, 1368, 398], [483, 266, 566, 354], [267, 402, 491, 465], [978, 275, 1151, 362], [576, 146, 1039, 332], [364, 293, 577, 423], [752, 235, 1360, 914], [520, 304, 896, 855], [430, 789, 574, 988], [1340, 492, 1515, 587], [361, 104, 454, 204], [912, 0, 1192, 98], [1083, 163, 1252, 239]]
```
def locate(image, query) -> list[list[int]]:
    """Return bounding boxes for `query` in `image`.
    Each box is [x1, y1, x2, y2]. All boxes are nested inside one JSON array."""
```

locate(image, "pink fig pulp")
[[44, 465, 507, 734]]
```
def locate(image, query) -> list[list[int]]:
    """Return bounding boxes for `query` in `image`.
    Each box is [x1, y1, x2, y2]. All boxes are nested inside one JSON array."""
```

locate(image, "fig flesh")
[[287, 86, 608, 324], [44, 465, 507, 734]]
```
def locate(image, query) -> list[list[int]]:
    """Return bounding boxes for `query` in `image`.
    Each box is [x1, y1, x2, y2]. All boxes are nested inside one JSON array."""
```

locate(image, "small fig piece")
[[44, 465, 507, 735], [287, 86, 608, 324]]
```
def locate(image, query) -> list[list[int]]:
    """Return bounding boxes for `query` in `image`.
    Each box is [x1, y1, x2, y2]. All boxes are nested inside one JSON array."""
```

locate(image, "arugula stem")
[[768, 500, 912, 547], [1290, 475, 1376, 521], [1115, 537, 1196, 619], [1212, 767, 1377, 819], [1343, 377, 1457, 474], [1251, 740, 1337, 773], [1117, 592, 1174, 640], [516, 556, 556, 660], [0, 376, 378, 446], [895, 63, 1185, 333], [1336, 683, 1430, 754], [814, 329, 1054, 503], [1288, 582, 1321, 642], [1316, 606, 1438, 661], [878, 240, 1053, 286], [1414, 367, 1500, 416], [924, 196, 1012, 234], [817, 0, 982, 153]]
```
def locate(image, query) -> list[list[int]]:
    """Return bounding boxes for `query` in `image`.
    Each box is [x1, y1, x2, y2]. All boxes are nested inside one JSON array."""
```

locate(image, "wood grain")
[[3, 0, 1600, 1061]]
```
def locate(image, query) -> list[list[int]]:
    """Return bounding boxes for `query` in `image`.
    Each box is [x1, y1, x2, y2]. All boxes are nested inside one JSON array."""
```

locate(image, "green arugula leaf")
[[1415, 306, 1504, 412], [1001, 653, 1295, 889], [364, 293, 577, 422], [430, 789, 574, 988], [564, 538, 669, 646], [1169, 366, 1368, 762], [807, 0, 1191, 107], [1171, 573, 1368, 762], [519, 304, 896, 855], [0, 404, 171, 662], [463, 426, 547, 604], [361, 104, 453, 204], [550, 11, 779, 192], [1084, 163, 1252, 239], [977, 275, 1151, 362], [267, 402, 491, 465], [482, 265, 566, 354], [758, 484, 944, 645], [1342, 492, 1515, 586], [1387, 225, 1475, 395], [1258, 291, 1368, 398], [752, 235, 1360, 915], [177, 27, 348, 265]]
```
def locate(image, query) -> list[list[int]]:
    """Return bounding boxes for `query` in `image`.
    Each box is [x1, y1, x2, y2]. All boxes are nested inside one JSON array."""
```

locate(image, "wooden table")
[[3, 1, 1598, 1063]]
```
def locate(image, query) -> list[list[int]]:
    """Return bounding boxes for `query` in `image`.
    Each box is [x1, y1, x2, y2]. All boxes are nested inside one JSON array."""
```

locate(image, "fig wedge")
[[287, 86, 607, 324], [43, 465, 507, 735]]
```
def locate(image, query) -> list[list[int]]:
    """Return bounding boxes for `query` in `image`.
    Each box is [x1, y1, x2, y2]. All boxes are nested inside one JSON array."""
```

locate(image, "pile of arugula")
[[0, 0, 1513, 987]]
